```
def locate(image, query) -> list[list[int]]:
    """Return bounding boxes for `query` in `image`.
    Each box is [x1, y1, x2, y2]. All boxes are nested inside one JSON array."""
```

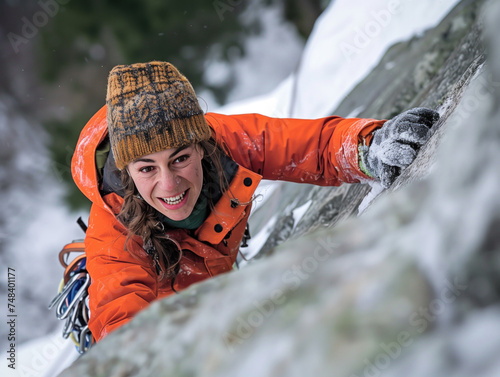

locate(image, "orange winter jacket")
[[71, 105, 385, 341]]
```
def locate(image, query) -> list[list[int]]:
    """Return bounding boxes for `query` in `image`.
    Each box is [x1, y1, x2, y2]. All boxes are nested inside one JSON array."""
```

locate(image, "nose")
[[156, 168, 180, 192]]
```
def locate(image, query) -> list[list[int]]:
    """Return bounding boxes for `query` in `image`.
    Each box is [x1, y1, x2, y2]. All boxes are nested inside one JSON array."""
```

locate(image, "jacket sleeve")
[[85, 203, 158, 342], [205, 112, 386, 185]]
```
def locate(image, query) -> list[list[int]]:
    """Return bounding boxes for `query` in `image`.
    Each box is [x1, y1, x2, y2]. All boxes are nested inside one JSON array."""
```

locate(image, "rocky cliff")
[[60, 0, 500, 376]]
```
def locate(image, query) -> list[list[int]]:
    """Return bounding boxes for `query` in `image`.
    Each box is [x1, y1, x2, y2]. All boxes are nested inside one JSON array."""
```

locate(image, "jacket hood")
[[72, 105, 112, 213]]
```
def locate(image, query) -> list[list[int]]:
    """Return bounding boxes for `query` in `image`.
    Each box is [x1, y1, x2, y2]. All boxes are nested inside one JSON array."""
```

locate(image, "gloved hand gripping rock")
[[360, 107, 440, 188]]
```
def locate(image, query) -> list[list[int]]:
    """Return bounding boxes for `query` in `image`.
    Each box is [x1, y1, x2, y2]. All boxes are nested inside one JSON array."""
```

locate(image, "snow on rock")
[[357, 181, 384, 215], [291, 200, 312, 230]]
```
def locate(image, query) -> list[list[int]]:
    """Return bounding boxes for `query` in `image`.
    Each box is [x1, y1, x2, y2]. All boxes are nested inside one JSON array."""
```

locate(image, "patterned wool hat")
[[106, 61, 211, 170]]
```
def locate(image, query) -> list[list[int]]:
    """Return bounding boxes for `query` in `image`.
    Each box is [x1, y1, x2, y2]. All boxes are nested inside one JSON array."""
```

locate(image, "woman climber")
[[71, 61, 439, 342]]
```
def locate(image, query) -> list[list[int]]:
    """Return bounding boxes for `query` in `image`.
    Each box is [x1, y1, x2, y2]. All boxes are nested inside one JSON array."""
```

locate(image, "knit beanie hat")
[[106, 61, 212, 170]]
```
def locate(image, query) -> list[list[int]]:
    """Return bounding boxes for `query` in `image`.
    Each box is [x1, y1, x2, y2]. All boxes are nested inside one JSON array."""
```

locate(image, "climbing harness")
[[48, 218, 93, 353]]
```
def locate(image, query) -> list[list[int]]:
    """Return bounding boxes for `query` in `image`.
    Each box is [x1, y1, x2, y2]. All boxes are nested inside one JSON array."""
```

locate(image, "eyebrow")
[[132, 157, 155, 164], [169, 145, 189, 159], [131, 145, 190, 165]]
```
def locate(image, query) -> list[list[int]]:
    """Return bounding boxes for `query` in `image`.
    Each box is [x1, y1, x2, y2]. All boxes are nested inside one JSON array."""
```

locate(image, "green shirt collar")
[[158, 188, 209, 230]]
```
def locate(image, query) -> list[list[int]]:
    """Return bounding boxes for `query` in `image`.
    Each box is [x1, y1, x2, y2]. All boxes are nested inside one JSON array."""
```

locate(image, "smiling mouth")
[[161, 189, 188, 205]]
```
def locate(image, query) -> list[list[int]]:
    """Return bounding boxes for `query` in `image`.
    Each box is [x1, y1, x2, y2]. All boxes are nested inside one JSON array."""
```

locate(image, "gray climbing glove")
[[359, 107, 439, 188]]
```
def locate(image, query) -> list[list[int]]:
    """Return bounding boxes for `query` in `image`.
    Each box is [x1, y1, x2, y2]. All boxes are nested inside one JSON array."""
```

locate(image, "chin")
[[161, 206, 194, 222]]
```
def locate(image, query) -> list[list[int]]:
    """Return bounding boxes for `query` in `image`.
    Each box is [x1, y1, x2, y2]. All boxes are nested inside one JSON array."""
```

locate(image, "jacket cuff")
[[335, 118, 384, 182]]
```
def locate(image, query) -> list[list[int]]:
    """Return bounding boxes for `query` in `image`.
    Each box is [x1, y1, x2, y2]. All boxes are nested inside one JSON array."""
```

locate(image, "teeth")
[[162, 191, 185, 205]]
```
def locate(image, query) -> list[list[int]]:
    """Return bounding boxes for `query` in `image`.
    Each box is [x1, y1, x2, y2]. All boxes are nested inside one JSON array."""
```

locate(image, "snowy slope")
[[217, 0, 461, 118], [5, 1, 461, 376]]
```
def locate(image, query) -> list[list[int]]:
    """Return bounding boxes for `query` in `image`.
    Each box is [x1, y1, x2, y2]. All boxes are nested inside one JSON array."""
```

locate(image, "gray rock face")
[[248, 0, 486, 260], [60, 1, 500, 376]]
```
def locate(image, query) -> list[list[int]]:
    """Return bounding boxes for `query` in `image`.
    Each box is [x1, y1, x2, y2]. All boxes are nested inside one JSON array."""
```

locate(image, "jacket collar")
[[195, 164, 261, 245]]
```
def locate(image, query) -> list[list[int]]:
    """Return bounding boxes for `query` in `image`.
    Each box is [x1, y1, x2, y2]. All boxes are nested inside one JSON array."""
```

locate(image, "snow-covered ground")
[[2, 0, 461, 376]]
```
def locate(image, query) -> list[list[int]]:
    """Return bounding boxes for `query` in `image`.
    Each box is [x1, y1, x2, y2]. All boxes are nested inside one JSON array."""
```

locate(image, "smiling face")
[[127, 145, 204, 221]]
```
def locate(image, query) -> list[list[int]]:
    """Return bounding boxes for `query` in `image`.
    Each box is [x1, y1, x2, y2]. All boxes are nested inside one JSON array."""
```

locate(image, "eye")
[[173, 154, 190, 164], [139, 166, 154, 173]]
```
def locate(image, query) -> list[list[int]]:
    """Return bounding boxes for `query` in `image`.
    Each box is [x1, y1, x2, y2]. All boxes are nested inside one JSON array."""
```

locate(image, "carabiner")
[[79, 325, 92, 354], [56, 272, 90, 320], [49, 272, 85, 311]]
